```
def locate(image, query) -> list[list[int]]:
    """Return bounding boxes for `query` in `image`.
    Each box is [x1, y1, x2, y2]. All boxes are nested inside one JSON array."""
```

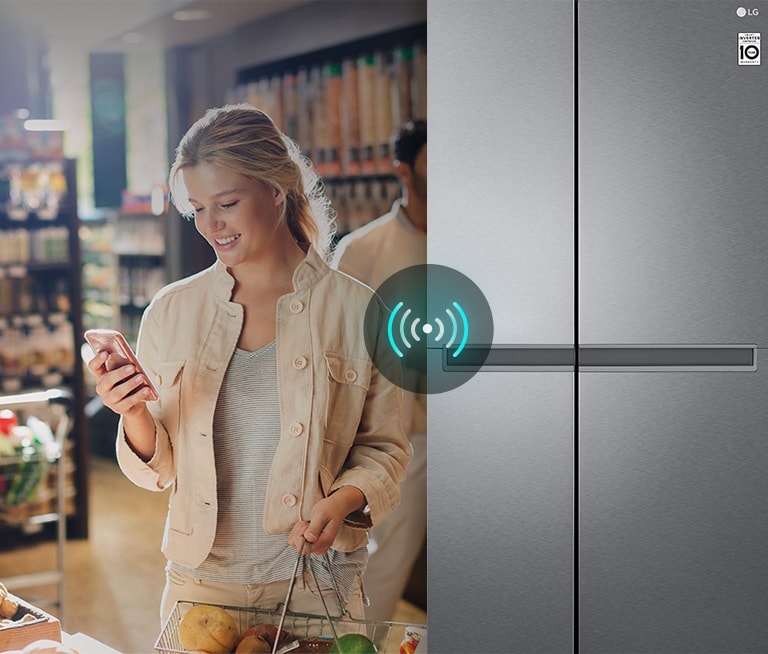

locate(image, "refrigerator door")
[[579, 369, 768, 652], [578, 1, 768, 651], [429, 1, 575, 652], [579, 0, 768, 346]]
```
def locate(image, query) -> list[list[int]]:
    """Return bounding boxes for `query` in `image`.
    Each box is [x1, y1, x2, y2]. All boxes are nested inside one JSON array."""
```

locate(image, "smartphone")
[[84, 329, 159, 401]]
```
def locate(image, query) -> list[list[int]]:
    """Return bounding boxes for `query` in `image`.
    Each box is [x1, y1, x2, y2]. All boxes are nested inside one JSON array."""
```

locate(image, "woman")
[[87, 104, 410, 624]]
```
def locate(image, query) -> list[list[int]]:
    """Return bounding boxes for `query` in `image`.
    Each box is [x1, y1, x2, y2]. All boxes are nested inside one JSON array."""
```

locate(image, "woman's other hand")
[[288, 486, 366, 556]]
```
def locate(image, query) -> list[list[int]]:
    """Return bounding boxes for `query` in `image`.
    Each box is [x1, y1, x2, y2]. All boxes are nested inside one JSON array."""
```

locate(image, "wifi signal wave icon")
[[387, 301, 469, 359]]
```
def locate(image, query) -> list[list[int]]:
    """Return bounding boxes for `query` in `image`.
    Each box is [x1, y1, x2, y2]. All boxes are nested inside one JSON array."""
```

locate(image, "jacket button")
[[290, 300, 304, 314], [292, 356, 308, 370], [289, 422, 304, 436], [281, 494, 298, 507], [344, 369, 358, 383]]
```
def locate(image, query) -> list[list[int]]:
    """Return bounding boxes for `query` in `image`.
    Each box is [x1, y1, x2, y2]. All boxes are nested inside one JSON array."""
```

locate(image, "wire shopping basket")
[[155, 539, 427, 653]]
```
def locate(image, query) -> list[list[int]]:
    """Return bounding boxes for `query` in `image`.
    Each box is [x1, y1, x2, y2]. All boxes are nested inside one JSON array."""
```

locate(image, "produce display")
[[0, 410, 57, 507], [0, 582, 71, 653], [0, 582, 20, 621], [175, 604, 379, 654]]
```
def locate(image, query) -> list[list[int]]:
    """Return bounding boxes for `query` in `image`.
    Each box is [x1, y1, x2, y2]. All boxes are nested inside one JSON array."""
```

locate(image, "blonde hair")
[[169, 103, 335, 260]]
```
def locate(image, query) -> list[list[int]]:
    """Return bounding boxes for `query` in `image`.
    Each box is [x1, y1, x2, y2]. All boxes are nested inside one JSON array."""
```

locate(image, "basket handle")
[[272, 538, 347, 654]]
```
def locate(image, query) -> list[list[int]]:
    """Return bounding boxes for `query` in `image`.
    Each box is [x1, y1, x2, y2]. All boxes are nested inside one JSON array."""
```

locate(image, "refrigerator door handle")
[[578, 345, 756, 371], [449, 344, 757, 372]]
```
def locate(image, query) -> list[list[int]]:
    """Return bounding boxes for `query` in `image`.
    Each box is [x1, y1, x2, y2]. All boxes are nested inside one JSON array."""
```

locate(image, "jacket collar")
[[291, 244, 329, 292], [209, 244, 329, 301]]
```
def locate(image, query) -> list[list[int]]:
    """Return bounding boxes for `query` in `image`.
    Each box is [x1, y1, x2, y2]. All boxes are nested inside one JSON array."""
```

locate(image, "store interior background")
[[0, 0, 427, 650]]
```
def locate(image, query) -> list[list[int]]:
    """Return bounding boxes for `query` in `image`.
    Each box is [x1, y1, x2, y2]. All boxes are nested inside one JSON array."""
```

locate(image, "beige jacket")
[[116, 247, 410, 569]]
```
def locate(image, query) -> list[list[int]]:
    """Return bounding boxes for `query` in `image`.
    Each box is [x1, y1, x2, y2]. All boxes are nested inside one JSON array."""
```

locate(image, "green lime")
[[329, 633, 378, 654]]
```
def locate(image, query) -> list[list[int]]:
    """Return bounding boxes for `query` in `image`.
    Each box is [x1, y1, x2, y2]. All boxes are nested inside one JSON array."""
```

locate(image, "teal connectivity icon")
[[365, 264, 493, 394], [388, 300, 469, 359]]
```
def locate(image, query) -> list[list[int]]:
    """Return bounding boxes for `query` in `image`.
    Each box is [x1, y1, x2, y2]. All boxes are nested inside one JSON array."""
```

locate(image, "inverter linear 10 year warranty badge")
[[739, 33, 761, 65]]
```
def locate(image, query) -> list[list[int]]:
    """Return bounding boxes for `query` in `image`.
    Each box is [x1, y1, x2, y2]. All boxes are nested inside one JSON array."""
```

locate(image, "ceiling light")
[[24, 119, 69, 132], [172, 8, 212, 21]]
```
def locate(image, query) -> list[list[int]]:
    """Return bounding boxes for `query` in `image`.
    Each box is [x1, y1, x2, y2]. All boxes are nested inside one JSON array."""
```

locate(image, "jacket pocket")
[[155, 361, 189, 535], [155, 360, 184, 439], [168, 478, 192, 536], [318, 465, 335, 498], [323, 352, 370, 448]]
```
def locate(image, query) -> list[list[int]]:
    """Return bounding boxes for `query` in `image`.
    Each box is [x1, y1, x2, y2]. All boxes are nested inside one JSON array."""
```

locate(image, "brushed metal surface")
[[578, 0, 768, 345], [429, 372, 575, 654], [579, 363, 768, 652], [430, 1, 768, 652], [429, 0, 574, 346], [429, 1, 575, 649]]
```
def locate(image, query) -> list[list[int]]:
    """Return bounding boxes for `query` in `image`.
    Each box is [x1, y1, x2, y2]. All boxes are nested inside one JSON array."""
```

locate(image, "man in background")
[[331, 120, 427, 622]]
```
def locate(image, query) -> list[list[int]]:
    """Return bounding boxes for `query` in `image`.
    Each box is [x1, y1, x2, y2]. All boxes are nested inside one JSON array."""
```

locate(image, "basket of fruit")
[[154, 601, 421, 653], [155, 541, 426, 654]]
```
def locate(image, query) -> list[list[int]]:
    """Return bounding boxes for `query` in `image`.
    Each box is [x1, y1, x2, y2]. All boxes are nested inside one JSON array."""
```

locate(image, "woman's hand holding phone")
[[84, 329, 158, 416], [84, 329, 160, 462]]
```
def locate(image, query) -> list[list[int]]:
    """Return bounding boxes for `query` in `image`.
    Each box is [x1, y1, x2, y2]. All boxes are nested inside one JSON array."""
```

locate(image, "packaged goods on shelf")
[[0, 230, 30, 265], [113, 213, 165, 256], [373, 51, 395, 174], [0, 314, 75, 392], [323, 62, 343, 177], [120, 189, 169, 216], [357, 53, 378, 176], [0, 158, 88, 537], [341, 57, 362, 176], [393, 46, 415, 127], [330, 177, 401, 237], [412, 43, 427, 120], [30, 228, 69, 264], [228, 25, 425, 185], [0, 162, 68, 222], [281, 71, 300, 145]]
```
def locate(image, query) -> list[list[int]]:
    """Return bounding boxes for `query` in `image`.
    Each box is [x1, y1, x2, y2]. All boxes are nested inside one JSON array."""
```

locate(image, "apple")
[[329, 633, 377, 654], [177, 604, 239, 653], [234, 623, 291, 653], [234, 634, 271, 653]]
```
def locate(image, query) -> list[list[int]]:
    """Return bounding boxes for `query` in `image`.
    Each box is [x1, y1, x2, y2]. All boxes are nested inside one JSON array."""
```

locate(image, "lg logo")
[[737, 7, 759, 17]]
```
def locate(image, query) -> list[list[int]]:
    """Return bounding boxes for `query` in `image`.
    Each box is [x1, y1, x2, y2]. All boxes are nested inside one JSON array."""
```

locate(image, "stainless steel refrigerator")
[[429, 1, 768, 652]]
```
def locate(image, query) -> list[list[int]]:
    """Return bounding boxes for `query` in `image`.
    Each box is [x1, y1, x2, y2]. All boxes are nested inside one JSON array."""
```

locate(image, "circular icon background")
[[365, 264, 494, 394]]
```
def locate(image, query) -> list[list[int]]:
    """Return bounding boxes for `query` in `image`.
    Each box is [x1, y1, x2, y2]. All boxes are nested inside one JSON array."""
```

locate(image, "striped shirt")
[[171, 341, 367, 604]]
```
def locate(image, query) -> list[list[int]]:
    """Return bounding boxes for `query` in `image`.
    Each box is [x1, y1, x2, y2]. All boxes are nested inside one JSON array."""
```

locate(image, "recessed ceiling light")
[[24, 119, 69, 132], [172, 8, 212, 21]]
